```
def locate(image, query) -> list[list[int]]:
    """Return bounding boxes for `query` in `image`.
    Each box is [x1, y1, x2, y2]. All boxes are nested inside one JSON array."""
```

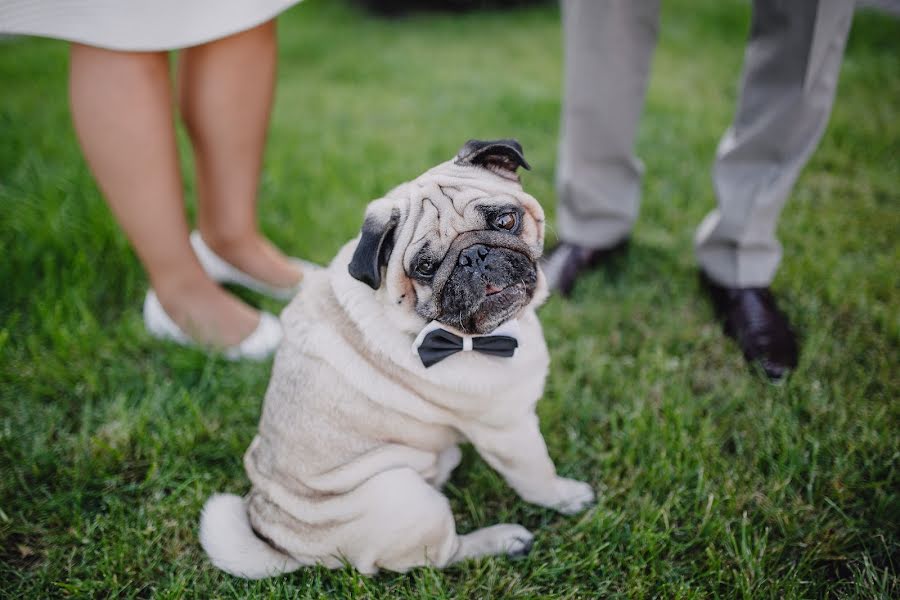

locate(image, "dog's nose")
[[458, 244, 490, 269]]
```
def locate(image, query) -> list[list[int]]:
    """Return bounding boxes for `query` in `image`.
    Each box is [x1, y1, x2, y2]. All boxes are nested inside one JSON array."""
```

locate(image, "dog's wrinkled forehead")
[[347, 139, 545, 292], [396, 168, 543, 270]]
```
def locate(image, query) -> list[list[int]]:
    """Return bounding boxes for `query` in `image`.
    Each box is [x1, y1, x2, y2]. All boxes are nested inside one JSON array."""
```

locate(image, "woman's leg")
[[178, 20, 302, 289], [69, 43, 260, 346]]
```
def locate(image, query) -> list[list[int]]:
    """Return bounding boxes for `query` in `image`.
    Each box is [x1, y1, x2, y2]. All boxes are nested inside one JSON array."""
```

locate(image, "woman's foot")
[[152, 277, 261, 348], [199, 230, 303, 292]]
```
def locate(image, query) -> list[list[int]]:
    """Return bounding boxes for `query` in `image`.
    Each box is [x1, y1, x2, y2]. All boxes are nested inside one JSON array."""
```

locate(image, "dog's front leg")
[[465, 413, 595, 514]]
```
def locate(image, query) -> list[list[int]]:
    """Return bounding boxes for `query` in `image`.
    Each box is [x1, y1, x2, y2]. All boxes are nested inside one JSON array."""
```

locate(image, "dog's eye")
[[492, 212, 519, 232], [415, 256, 437, 278]]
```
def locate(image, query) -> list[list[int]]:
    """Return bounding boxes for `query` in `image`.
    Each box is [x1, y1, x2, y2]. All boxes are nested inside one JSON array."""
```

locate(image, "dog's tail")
[[199, 494, 301, 580]]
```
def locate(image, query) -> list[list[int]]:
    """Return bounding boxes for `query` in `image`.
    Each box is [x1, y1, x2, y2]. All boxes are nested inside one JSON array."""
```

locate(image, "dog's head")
[[348, 139, 545, 334]]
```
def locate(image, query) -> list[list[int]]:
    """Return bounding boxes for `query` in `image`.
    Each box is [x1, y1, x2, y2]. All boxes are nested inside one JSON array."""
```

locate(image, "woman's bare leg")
[[178, 20, 302, 289], [69, 43, 259, 346]]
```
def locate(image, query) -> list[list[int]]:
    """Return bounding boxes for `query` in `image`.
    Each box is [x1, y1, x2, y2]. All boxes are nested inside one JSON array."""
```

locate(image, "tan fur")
[[200, 156, 594, 577]]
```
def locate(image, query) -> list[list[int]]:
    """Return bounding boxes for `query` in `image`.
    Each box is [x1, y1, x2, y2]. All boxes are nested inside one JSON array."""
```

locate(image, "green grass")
[[1, 1, 898, 597]]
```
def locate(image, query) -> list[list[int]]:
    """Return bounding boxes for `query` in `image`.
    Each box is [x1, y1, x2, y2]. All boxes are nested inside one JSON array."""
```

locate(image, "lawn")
[[1, 0, 898, 597]]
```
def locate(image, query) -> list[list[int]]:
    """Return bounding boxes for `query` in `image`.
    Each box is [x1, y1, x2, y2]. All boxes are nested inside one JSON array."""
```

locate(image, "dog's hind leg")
[[338, 467, 532, 573], [448, 524, 534, 564]]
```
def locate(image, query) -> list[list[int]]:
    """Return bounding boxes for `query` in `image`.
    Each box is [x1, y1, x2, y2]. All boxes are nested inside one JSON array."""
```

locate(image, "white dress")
[[0, 0, 303, 51]]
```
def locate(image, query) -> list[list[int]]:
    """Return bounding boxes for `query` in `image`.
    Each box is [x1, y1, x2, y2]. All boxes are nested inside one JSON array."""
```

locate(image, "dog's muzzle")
[[428, 230, 540, 334], [429, 230, 539, 300]]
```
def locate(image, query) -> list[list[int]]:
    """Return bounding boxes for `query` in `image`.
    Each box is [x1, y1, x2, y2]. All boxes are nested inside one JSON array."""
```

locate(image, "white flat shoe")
[[190, 231, 319, 301], [143, 290, 283, 361]]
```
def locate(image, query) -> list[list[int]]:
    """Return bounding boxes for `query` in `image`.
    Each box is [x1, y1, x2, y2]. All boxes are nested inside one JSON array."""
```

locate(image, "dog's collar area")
[[412, 320, 520, 368]]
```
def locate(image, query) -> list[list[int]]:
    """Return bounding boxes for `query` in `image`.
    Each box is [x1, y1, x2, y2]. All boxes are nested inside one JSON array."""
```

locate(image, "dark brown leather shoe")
[[541, 240, 629, 296], [700, 272, 799, 381]]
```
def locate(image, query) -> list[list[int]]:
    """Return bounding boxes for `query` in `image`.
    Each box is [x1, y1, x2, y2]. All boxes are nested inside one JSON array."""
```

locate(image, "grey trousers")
[[556, 0, 855, 287]]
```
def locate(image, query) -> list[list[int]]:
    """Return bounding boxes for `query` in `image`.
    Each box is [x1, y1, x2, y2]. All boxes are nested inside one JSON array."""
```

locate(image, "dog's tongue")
[[485, 283, 504, 296]]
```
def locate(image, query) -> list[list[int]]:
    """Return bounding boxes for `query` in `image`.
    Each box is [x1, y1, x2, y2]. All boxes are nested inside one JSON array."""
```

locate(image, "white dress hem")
[[0, 0, 303, 51]]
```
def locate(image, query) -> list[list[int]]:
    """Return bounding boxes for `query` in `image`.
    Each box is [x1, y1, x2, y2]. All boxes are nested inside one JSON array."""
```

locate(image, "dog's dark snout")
[[458, 245, 490, 268]]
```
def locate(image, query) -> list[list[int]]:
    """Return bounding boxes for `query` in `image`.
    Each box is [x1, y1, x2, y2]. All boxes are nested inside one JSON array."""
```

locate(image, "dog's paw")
[[457, 523, 534, 562], [496, 524, 535, 558], [551, 477, 595, 515]]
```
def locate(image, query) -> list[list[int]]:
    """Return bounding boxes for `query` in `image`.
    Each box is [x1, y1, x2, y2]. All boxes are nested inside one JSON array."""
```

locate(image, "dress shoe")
[[143, 290, 283, 361], [541, 240, 629, 296], [700, 272, 799, 381]]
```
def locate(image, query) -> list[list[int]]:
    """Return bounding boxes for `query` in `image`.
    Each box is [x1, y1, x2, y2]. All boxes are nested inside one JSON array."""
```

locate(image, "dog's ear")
[[348, 205, 400, 290], [455, 139, 531, 175]]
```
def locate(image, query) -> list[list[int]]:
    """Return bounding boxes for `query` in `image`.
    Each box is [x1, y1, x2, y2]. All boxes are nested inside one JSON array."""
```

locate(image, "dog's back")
[[202, 264, 466, 574]]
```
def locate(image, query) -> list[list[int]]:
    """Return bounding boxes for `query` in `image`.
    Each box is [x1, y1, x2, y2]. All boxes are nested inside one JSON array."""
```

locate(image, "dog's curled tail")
[[200, 493, 301, 580]]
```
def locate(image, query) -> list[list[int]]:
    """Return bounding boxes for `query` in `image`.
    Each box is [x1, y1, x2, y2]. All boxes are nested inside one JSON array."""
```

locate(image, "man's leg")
[[697, 0, 855, 287], [544, 0, 660, 295], [696, 0, 855, 378]]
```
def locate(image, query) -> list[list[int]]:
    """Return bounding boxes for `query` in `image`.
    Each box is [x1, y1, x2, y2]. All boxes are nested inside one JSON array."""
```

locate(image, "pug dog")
[[199, 139, 595, 578]]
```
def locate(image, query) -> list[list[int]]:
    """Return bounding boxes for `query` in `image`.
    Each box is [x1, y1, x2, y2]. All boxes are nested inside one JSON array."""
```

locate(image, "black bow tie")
[[417, 327, 519, 368]]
